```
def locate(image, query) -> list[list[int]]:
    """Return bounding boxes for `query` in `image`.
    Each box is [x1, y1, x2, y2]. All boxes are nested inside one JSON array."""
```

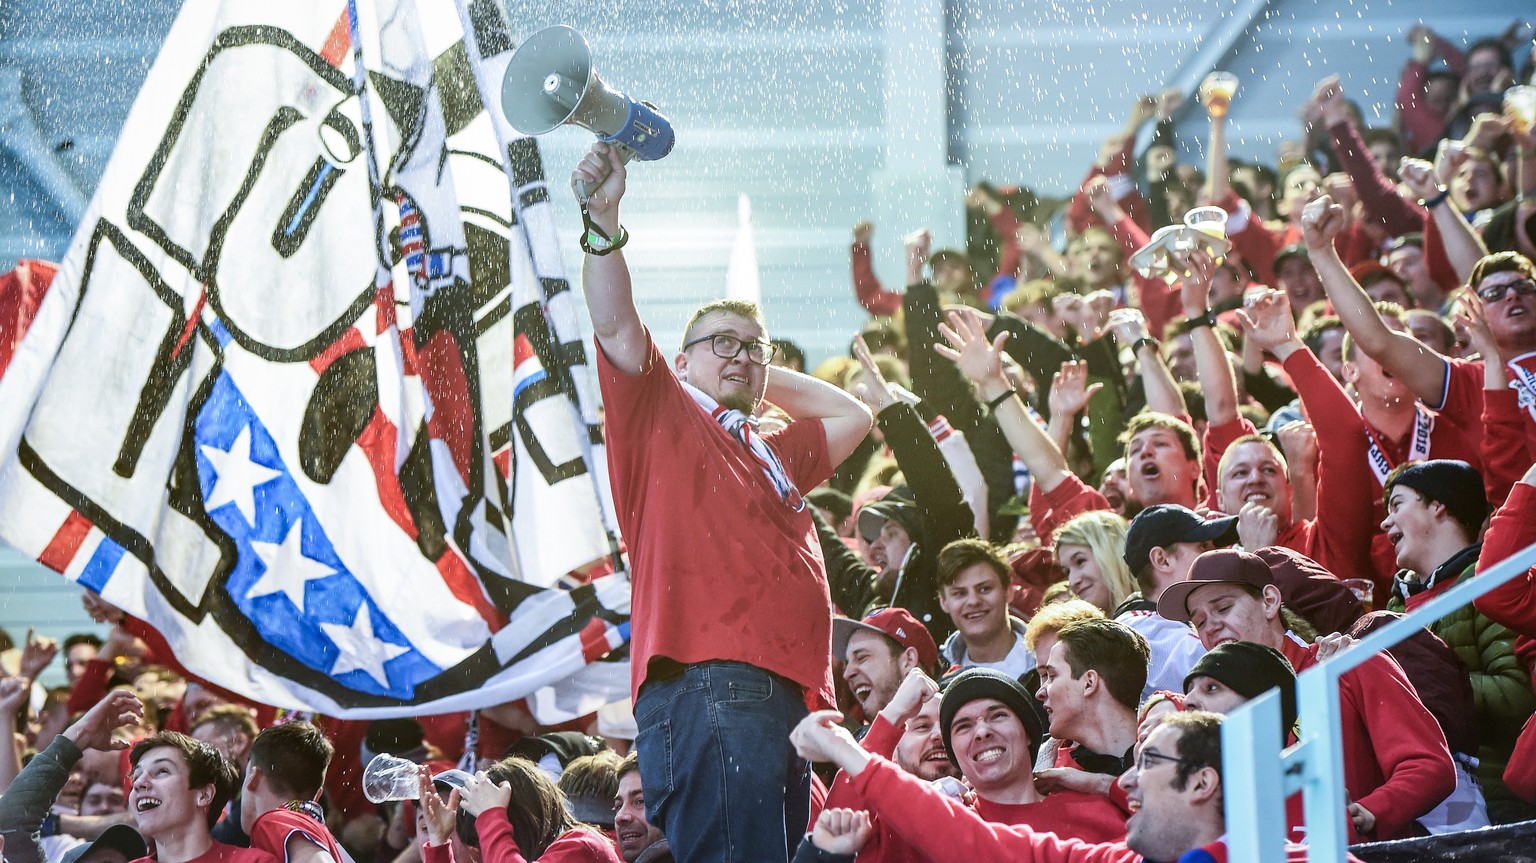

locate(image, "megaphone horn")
[[501, 25, 676, 201]]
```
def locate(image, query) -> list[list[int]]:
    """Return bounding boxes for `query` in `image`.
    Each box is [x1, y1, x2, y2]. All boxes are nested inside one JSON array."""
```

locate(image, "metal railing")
[[1223, 540, 1536, 863]]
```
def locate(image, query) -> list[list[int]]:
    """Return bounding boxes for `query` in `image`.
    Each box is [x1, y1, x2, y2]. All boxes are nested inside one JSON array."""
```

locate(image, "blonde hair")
[[682, 299, 765, 346], [1024, 598, 1105, 651], [1053, 511, 1136, 612]]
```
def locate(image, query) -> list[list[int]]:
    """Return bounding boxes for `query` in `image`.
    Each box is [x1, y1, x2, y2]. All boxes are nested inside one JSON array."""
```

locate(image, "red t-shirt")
[[596, 330, 837, 709], [131, 842, 276, 863], [248, 809, 343, 863]]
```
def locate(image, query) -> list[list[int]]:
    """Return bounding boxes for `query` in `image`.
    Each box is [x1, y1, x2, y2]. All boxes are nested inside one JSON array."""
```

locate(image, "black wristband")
[[1421, 188, 1450, 210], [1185, 308, 1217, 331], [1132, 336, 1159, 356], [985, 389, 1017, 412]]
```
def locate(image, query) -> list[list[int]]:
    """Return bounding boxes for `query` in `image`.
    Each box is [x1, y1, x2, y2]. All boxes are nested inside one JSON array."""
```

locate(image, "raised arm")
[[1406, 151, 1489, 282], [573, 143, 646, 374], [1304, 195, 1451, 405], [936, 309, 1073, 494], [765, 366, 873, 467], [1179, 250, 1240, 426]]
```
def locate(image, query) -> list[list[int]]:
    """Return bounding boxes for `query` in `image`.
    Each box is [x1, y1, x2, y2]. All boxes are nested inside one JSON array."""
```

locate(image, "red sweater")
[[1279, 639, 1455, 840], [849, 755, 1352, 863], [422, 812, 619, 863], [1475, 482, 1536, 638]]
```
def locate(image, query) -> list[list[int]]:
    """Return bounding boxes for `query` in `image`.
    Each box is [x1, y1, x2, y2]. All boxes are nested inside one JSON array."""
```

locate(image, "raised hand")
[[1107, 307, 1151, 345], [1236, 501, 1280, 550], [1397, 157, 1441, 200], [1049, 360, 1104, 419], [1300, 196, 1347, 249], [790, 710, 863, 768], [935, 308, 1010, 388], [850, 334, 898, 413], [459, 771, 512, 818], [1312, 75, 1350, 127], [1455, 288, 1499, 361], [879, 668, 939, 727], [811, 808, 874, 856], [1275, 421, 1318, 481], [416, 767, 460, 847], [1177, 248, 1219, 316], [0, 676, 29, 719], [571, 142, 627, 218], [1433, 139, 1470, 188], [1235, 289, 1300, 356], [18, 629, 59, 681], [62, 688, 144, 752], [853, 221, 874, 246], [1084, 176, 1120, 221], [80, 591, 124, 625]]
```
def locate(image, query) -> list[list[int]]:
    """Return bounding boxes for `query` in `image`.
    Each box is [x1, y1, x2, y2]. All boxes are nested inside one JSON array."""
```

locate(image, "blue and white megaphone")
[[501, 25, 675, 201]]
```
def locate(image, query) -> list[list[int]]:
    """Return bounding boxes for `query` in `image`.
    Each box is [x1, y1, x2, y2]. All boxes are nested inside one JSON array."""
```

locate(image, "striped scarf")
[[681, 382, 805, 511]]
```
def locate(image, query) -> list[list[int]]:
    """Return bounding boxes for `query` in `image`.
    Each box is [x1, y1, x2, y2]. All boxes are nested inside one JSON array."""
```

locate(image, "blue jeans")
[[634, 661, 811, 863]]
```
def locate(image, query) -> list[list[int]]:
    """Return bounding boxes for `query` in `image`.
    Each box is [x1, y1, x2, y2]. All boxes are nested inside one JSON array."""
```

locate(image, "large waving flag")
[[0, 0, 629, 717]]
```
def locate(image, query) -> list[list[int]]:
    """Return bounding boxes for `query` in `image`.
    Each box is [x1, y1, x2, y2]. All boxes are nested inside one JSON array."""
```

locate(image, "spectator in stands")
[[612, 755, 669, 863], [450, 757, 619, 862], [935, 540, 1035, 679], [1160, 548, 1456, 840], [1382, 460, 1536, 823], [1052, 512, 1136, 616], [128, 731, 274, 863], [241, 722, 345, 863], [1035, 620, 1148, 782], [1118, 505, 1228, 697], [62, 635, 102, 687], [832, 608, 941, 723]]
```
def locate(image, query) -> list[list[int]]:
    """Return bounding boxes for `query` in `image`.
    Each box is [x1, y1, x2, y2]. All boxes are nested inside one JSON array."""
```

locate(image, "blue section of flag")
[[77, 538, 126, 593], [513, 367, 546, 401], [193, 371, 440, 698], [208, 318, 233, 348]]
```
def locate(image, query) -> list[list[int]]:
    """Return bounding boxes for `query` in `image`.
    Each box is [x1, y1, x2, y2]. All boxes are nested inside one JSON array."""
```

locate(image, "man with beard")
[[573, 144, 872, 863], [833, 608, 941, 724]]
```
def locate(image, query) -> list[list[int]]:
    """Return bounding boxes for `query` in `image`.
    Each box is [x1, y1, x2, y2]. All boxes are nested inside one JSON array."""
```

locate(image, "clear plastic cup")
[[1506, 85, 1536, 135], [1200, 72, 1239, 118], [362, 753, 423, 803], [1341, 578, 1375, 612], [1184, 206, 1229, 240]]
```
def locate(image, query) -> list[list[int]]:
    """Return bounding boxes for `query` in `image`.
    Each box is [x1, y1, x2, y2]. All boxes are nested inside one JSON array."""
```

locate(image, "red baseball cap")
[[832, 608, 940, 674]]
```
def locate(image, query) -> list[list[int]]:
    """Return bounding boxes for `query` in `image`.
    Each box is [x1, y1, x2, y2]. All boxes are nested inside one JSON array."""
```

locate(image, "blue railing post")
[[1224, 540, 1536, 862]]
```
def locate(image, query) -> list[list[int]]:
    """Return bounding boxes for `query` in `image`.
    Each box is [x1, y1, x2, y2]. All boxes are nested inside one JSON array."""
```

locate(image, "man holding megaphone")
[[572, 144, 873, 863]]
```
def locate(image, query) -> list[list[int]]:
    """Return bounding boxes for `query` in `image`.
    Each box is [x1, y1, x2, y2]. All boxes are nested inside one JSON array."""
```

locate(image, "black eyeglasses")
[[683, 332, 776, 366], [1476, 278, 1536, 303], [1137, 748, 1199, 773]]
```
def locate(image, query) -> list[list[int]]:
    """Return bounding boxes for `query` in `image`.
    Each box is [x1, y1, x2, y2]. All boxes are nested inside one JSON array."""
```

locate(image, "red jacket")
[[849, 755, 1357, 863]]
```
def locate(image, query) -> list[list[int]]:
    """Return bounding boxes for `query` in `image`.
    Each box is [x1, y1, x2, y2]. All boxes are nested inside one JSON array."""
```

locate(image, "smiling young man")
[[833, 608, 940, 722], [792, 709, 1360, 863], [938, 669, 1126, 842], [1380, 460, 1536, 823], [127, 733, 274, 863], [573, 144, 872, 863], [934, 540, 1034, 680], [613, 756, 669, 863], [1159, 548, 1455, 841]]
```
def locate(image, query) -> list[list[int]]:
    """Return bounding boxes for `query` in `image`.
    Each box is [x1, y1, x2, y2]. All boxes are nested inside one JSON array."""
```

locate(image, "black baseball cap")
[[1123, 504, 1238, 575]]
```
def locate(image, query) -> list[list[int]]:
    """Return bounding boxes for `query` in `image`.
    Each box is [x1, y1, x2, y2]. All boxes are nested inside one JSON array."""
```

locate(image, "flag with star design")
[[0, 0, 630, 717]]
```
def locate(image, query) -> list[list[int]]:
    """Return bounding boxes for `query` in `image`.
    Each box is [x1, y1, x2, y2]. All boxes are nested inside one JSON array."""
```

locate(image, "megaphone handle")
[[573, 143, 636, 203]]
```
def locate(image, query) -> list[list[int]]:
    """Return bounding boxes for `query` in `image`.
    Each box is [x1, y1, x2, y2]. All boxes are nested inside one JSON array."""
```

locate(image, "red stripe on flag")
[[39, 511, 92, 574], [435, 552, 505, 629], [310, 328, 368, 375], [320, 10, 351, 67], [171, 288, 208, 361], [354, 408, 418, 539], [577, 617, 612, 663]]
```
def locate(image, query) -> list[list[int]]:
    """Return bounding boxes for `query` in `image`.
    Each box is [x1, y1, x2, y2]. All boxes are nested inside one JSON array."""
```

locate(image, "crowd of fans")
[[4, 15, 1536, 863]]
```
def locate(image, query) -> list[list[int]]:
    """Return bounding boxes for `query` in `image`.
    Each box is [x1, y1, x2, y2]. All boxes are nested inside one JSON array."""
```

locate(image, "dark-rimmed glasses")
[[1476, 278, 1536, 303], [1137, 748, 1199, 773], [683, 332, 776, 366]]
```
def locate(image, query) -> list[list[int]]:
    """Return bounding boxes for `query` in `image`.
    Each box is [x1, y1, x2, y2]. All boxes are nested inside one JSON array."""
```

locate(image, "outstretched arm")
[[574, 144, 647, 374], [1304, 195, 1450, 405], [936, 309, 1073, 494], [1179, 250, 1240, 426]]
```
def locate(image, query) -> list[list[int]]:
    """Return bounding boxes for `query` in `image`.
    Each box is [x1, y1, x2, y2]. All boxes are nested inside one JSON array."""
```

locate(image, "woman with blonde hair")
[[1053, 510, 1136, 614]]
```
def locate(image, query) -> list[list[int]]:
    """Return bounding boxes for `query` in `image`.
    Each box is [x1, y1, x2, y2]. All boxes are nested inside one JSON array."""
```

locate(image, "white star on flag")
[[320, 603, 410, 688], [246, 519, 337, 610], [199, 426, 281, 525]]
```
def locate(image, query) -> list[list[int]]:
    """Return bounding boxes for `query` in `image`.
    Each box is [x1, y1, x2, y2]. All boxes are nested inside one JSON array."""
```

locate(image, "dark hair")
[[1120, 412, 1201, 463], [1361, 127, 1402, 154], [1162, 710, 1225, 796], [1468, 251, 1536, 293], [936, 539, 1011, 592], [558, 752, 622, 805], [1054, 619, 1150, 711], [616, 752, 641, 784], [481, 757, 581, 857], [1299, 315, 1343, 355], [1467, 38, 1513, 73], [63, 633, 104, 652], [771, 338, 806, 370], [129, 732, 238, 828], [190, 704, 258, 741], [249, 721, 332, 800]]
